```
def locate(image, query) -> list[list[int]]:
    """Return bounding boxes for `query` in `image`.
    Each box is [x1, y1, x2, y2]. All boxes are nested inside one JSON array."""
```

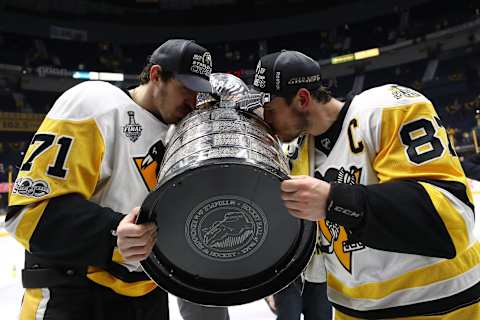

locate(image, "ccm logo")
[[333, 205, 361, 218]]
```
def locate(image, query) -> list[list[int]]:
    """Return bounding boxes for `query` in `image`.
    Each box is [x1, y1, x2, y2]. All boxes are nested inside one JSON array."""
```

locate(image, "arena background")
[[0, 0, 479, 318]]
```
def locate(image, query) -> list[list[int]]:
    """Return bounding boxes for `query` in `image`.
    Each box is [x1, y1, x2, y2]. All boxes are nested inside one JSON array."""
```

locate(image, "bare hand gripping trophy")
[[137, 73, 317, 306]]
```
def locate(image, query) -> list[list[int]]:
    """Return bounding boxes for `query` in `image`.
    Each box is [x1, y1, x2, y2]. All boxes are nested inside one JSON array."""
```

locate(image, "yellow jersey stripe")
[[19, 288, 46, 320], [335, 301, 480, 320], [112, 248, 125, 264], [87, 266, 156, 297], [328, 241, 480, 300], [419, 182, 469, 253], [289, 135, 310, 176]]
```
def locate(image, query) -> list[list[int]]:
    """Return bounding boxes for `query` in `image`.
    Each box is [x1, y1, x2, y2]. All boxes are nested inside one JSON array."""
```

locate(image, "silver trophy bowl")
[[138, 73, 316, 306]]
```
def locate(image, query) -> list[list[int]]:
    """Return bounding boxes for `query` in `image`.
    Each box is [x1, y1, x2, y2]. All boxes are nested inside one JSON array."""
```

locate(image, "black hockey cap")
[[150, 39, 213, 93], [252, 51, 322, 97]]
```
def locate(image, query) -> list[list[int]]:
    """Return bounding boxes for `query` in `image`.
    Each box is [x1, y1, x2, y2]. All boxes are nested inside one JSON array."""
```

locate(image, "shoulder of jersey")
[[47, 81, 129, 120], [351, 84, 431, 112]]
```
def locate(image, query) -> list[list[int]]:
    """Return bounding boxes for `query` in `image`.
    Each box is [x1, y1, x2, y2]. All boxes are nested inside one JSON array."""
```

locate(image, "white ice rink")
[[2, 180, 480, 319]]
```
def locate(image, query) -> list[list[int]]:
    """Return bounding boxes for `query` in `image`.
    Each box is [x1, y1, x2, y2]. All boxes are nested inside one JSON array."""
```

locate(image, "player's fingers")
[[281, 191, 300, 201], [124, 207, 140, 223], [289, 175, 309, 180], [284, 200, 306, 211], [120, 222, 156, 237], [281, 179, 302, 192]]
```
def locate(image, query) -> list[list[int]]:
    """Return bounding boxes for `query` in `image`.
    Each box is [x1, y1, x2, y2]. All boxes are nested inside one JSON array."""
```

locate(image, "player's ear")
[[296, 88, 311, 112], [149, 65, 162, 82]]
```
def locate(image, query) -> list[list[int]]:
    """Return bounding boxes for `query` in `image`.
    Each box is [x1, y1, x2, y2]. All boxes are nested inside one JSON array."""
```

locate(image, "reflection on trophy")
[[137, 73, 316, 306]]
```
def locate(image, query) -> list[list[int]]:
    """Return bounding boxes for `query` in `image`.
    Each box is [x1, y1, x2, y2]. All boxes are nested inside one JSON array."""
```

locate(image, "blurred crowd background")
[[1, 0, 480, 213]]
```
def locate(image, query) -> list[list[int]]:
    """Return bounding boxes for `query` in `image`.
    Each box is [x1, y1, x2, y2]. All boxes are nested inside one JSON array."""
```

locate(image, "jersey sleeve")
[[327, 86, 475, 258], [6, 83, 124, 266]]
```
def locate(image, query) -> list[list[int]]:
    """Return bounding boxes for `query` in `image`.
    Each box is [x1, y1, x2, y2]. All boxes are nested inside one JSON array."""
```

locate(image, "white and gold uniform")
[[6, 81, 172, 319], [290, 84, 479, 319]]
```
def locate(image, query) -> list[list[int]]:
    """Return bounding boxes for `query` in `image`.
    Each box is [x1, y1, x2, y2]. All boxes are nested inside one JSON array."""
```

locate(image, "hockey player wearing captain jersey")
[[252, 51, 480, 319], [5, 39, 229, 320]]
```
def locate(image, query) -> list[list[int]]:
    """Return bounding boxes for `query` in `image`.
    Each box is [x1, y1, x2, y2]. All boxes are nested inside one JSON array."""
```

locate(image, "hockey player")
[[252, 50, 480, 319], [6, 39, 212, 320]]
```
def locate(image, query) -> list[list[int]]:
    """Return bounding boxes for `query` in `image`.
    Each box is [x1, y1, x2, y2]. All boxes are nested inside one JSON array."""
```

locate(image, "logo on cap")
[[191, 52, 212, 77], [253, 61, 267, 89], [287, 74, 321, 85], [275, 71, 281, 90]]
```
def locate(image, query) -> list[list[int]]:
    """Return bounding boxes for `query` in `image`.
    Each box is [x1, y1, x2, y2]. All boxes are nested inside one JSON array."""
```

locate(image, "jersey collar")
[[314, 97, 353, 156]]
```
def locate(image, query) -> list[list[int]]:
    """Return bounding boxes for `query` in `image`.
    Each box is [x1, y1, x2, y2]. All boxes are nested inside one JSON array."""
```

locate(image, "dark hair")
[[283, 86, 332, 105], [138, 62, 175, 85]]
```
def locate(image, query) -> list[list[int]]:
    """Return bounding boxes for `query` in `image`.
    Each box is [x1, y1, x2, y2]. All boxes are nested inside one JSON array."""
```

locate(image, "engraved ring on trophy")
[[137, 73, 316, 306]]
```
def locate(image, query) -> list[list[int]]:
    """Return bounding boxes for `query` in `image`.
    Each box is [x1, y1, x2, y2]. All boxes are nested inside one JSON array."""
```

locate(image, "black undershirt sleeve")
[[27, 193, 124, 267], [326, 180, 457, 259]]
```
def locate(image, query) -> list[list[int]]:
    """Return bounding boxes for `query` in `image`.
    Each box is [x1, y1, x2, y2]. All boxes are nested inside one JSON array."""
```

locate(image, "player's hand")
[[116, 207, 157, 263], [280, 175, 331, 221]]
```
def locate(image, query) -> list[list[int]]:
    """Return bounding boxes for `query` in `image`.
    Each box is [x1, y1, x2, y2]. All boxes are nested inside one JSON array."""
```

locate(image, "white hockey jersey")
[[7, 81, 173, 296], [290, 84, 479, 319]]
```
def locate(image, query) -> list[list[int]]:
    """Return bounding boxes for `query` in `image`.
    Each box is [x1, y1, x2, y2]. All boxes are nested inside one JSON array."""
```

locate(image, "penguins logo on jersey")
[[133, 140, 166, 191], [315, 166, 365, 273]]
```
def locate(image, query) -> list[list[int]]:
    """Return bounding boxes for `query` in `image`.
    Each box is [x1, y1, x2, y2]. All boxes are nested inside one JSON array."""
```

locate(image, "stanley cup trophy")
[[137, 73, 316, 306]]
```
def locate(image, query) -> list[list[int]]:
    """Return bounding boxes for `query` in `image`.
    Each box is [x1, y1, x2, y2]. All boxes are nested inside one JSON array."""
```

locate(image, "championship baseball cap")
[[149, 39, 213, 93], [252, 51, 322, 97]]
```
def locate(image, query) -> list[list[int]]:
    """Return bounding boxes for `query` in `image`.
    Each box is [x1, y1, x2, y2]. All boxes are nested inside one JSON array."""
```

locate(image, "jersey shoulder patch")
[[353, 84, 430, 112]]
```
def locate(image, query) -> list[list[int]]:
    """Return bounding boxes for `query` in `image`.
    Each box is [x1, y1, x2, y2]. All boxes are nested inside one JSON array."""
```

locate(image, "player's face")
[[154, 79, 197, 124], [262, 96, 307, 143]]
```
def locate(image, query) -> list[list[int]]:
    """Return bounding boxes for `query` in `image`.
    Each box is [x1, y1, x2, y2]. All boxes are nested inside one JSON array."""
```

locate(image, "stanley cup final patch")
[[123, 111, 143, 142], [185, 195, 268, 261]]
